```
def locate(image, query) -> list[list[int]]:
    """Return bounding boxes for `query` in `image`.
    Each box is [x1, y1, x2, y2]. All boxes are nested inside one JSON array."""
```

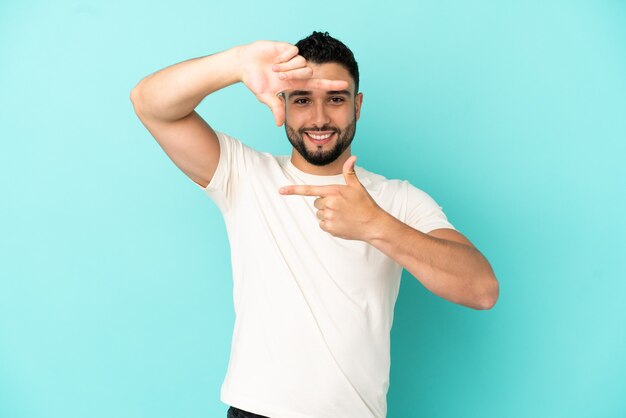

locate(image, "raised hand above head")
[[238, 41, 349, 126]]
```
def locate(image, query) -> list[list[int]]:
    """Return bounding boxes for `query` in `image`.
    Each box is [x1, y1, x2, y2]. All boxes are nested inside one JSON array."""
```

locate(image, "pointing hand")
[[279, 157, 385, 241]]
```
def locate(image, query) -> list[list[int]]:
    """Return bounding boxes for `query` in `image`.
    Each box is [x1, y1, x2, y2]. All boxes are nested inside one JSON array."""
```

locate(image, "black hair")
[[295, 31, 359, 93]]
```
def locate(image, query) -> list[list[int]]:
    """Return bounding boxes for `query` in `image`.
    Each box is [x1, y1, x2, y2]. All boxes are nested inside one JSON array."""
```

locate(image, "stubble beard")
[[285, 116, 357, 166]]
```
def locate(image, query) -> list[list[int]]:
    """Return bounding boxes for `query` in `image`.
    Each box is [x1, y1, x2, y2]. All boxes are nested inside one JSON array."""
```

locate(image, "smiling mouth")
[[304, 131, 336, 145]]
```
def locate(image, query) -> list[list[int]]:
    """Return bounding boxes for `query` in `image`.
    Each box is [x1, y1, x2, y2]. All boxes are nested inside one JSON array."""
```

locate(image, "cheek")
[[285, 108, 306, 126], [333, 109, 355, 126]]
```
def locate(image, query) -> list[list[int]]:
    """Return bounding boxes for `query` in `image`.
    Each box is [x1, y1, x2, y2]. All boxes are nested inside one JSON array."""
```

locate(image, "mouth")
[[304, 131, 336, 146]]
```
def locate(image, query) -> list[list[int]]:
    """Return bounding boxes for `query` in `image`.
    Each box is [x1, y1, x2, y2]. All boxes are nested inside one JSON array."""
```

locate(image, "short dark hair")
[[295, 31, 359, 93]]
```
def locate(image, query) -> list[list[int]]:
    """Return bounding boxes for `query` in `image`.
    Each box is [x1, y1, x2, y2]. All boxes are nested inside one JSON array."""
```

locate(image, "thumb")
[[342, 155, 360, 186], [259, 93, 286, 126]]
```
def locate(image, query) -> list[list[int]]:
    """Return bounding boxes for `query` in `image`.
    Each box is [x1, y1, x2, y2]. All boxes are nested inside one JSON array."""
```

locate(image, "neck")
[[290, 147, 351, 175]]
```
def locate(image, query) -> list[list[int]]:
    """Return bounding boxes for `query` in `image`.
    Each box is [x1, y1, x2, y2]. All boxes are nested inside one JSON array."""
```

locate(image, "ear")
[[354, 92, 364, 121]]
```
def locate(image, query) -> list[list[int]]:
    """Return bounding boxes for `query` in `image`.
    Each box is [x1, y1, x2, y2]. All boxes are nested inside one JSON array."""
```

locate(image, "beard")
[[285, 117, 357, 166]]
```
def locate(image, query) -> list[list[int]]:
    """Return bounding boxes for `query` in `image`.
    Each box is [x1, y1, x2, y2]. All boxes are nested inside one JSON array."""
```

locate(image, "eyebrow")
[[287, 89, 352, 97], [327, 90, 351, 96]]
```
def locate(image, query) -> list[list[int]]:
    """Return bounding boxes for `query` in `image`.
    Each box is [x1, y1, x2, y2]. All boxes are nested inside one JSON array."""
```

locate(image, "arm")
[[279, 157, 499, 310], [368, 216, 499, 310], [130, 48, 234, 188], [130, 42, 348, 188]]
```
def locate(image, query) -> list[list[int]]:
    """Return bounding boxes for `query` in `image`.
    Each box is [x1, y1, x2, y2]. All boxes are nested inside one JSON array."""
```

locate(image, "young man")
[[131, 31, 498, 418]]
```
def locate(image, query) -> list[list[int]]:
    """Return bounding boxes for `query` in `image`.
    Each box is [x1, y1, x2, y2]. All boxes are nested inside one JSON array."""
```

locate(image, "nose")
[[310, 102, 331, 128]]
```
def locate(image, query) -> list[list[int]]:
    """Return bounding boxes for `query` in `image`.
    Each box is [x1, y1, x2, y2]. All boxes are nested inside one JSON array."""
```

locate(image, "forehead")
[[286, 62, 355, 97], [310, 62, 354, 86]]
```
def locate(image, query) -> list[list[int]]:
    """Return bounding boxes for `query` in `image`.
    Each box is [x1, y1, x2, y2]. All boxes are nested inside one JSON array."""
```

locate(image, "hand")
[[279, 157, 386, 241], [237, 41, 349, 126]]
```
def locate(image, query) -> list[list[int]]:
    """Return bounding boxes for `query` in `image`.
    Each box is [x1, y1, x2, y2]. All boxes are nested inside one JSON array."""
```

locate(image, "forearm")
[[367, 212, 498, 310], [130, 46, 242, 121]]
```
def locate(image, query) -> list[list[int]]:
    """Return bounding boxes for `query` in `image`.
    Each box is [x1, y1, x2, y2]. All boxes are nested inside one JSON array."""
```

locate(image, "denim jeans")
[[227, 406, 270, 418]]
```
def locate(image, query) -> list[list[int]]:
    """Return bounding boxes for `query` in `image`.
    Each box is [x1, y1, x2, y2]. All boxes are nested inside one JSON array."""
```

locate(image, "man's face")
[[284, 63, 363, 166]]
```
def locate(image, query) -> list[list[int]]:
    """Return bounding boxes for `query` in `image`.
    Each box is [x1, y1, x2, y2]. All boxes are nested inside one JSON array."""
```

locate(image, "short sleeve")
[[404, 183, 455, 234], [199, 131, 249, 213]]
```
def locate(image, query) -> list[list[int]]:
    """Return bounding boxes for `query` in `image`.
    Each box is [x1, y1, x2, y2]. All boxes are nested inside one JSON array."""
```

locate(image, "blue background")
[[1, 1, 625, 417]]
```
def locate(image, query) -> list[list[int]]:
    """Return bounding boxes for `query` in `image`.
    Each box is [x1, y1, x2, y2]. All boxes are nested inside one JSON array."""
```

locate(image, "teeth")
[[308, 133, 332, 140]]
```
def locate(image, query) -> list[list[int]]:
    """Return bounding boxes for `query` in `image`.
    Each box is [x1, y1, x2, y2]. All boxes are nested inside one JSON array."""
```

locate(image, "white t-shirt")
[[200, 132, 455, 418]]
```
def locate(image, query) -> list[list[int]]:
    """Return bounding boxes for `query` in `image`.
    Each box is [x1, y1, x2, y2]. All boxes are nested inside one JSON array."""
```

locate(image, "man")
[[131, 31, 498, 418]]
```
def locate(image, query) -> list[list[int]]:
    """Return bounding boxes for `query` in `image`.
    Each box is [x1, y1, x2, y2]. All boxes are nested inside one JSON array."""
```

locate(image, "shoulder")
[[215, 131, 284, 166], [215, 131, 257, 156], [359, 166, 438, 198], [359, 166, 446, 213], [357, 166, 415, 199]]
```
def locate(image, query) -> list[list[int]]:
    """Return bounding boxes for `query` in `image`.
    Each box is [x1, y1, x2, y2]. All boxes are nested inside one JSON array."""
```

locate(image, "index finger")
[[303, 78, 349, 91], [277, 78, 350, 96], [279, 184, 336, 196]]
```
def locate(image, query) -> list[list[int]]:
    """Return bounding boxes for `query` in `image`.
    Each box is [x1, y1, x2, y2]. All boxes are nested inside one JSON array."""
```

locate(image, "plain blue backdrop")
[[1, 1, 624, 417]]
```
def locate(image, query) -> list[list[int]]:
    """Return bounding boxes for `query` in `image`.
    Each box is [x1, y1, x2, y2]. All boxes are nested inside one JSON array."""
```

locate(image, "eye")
[[329, 97, 345, 104], [293, 98, 310, 105]]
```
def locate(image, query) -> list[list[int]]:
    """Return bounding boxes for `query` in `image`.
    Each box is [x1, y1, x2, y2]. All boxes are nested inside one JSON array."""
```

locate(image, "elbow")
[[477, 277, 499, 310], [130, 86, 149, 119], [130, 84, 142, 109], [130, 76, 149, 111]]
